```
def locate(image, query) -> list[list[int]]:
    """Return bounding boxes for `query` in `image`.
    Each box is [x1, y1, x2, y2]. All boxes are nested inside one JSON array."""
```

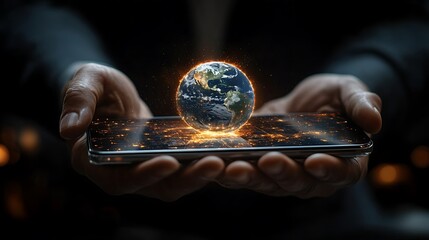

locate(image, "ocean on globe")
[[176, 61, 255, 132]]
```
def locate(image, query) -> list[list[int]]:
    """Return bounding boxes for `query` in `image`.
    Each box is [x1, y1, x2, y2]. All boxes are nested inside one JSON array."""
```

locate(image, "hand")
[[59, 63, 224, 201], [216, 73, 382, 198]]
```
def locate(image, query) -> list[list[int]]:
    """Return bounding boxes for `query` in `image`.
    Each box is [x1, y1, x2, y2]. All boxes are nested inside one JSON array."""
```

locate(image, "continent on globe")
[[176, 61, 255, 132]]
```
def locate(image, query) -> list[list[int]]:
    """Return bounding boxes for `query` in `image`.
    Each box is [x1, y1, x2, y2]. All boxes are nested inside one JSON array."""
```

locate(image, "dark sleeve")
[[0, 3, 113, 104], [323, 17, 429, 132]]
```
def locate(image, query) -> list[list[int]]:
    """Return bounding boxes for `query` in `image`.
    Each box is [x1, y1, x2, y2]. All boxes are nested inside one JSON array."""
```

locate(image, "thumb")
[[341, 80, 382, 134], [59, 84, 97, 140]]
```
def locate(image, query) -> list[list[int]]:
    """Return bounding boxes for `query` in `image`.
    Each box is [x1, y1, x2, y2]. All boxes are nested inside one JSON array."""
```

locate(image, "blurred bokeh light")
[[0, 144, 9, 166], [370, 163, 412, 187], [19, 127, 40, 155], [4, 181, 27, 220], [410, 145, 429, 168]]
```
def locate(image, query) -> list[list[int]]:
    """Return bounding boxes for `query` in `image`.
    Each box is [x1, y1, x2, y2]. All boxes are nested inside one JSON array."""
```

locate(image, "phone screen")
[[87, 112, 373, 164]]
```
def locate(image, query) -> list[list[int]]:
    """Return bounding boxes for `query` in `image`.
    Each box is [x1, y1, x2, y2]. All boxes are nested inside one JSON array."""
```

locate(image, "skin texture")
[[59, 63, 382, 201], [219, 74, 382, 198]]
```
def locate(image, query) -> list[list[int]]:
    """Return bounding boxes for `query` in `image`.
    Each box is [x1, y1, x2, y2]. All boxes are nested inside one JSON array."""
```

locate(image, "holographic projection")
[[176, 61, 255, 132], [87, 62, 372, 164]]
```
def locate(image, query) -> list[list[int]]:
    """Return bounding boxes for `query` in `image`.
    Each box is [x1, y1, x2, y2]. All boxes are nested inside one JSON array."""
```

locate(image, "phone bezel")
[[86, 113, 373, 165]]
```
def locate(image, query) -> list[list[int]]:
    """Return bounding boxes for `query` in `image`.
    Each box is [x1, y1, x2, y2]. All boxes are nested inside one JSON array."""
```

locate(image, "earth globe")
[[176, 61, 255, 132]]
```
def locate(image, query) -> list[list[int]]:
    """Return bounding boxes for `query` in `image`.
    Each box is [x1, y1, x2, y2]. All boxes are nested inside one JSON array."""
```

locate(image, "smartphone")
[[86, 112, 373, 165]]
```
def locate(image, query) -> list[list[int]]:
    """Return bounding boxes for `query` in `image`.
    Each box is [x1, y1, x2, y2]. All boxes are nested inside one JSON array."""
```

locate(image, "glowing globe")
[[176, 61, 255, 132]]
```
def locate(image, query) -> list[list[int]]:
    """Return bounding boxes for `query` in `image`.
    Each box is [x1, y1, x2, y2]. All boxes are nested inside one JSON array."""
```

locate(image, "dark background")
[[1, 0, 429, 239]]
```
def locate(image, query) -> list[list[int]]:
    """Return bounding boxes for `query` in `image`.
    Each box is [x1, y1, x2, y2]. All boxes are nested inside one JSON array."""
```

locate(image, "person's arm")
[[323, 18, 429, 132], [0, 3, 226, 202], [216, 16, 429, 199], [0, 3, 112, 104]]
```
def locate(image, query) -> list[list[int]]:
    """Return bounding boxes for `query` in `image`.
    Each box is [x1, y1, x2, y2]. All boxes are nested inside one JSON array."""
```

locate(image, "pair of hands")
[[59, 63, 382, 201]]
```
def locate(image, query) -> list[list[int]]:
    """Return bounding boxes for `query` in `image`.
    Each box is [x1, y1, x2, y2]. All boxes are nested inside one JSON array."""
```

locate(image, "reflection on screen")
[[87, 113, 370, 152]]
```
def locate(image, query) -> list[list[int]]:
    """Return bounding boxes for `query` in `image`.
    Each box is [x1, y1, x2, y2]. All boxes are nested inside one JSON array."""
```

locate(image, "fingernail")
[[60, 112, 79, 129]]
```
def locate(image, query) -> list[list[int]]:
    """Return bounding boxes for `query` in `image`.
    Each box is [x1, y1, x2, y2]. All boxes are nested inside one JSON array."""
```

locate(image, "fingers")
[[70, 131, 181, 196], [259, 152, 308, 192], [59, 64, 108, 139], [72, 141, 224, 201], [217, 160, 282, 194], [284, 74, 342, 112], [140, 156, 225, 201], [217, 152, 365, 198], [254, 97, 289, 115], [304, 153, 367, 186], [341, 89, 382, 134], [73, 148, 181, 195], [258, 152, 331, 197], [105, 157, 181, 195], [59, 63, 151, 140], [217, 152, 334, 198], [59, 85, 97, 139], [254, 74, 383, 136]]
